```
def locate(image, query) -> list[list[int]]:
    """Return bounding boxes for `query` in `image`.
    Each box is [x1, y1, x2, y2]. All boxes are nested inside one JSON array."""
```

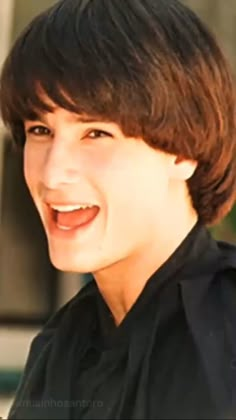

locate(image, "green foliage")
[[211, 205, 236, 243]]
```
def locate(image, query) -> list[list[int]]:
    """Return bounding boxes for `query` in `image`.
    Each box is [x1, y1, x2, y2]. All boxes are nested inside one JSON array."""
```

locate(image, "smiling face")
[[23, 105, 197, 274]]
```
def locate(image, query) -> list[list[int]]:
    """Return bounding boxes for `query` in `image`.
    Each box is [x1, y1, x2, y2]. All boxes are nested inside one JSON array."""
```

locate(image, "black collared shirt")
[[8, 221, 236, 419]]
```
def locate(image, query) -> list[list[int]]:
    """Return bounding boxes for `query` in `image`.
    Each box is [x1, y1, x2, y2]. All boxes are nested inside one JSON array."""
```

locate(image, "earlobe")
[[171, 156, 198, 181]]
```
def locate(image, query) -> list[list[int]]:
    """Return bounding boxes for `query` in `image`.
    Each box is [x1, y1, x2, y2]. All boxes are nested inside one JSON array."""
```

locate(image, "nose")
[[41, 139, 79, 189]]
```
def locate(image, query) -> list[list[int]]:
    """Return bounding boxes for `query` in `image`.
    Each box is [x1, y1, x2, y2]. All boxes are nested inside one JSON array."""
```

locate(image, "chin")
[[48, 248, 106, 274], [50, 256, 94, 274]]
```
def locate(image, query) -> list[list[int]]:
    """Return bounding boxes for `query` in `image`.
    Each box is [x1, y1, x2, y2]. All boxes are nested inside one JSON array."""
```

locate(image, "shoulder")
[[20, 279, 98, 379], [216, 240, 236, 321], [180, 236, 236, 332], [216, 239, 236, 291], [32, 279, 97, 348], [8, 280, 98, 418]]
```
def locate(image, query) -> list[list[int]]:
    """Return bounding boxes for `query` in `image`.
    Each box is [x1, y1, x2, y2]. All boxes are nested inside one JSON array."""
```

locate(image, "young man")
[[1, 0, 236, 418]]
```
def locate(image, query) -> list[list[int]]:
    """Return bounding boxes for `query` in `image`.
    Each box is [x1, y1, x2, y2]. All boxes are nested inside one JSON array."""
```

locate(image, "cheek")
[[23, 144, 42, 192], [97, 156, 168, 218], [23, 147, 32, 188]]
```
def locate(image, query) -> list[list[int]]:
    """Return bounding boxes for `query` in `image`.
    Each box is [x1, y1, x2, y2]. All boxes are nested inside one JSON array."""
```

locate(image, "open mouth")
[[46, 203, 100, 234]]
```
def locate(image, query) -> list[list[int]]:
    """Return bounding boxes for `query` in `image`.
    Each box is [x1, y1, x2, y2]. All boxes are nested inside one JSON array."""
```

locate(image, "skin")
[[24, 104, 198, 325]]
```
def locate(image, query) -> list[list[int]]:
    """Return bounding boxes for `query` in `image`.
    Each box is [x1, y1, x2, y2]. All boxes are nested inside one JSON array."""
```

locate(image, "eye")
[[26, 125, 51, 137], [86, 130, 113, 139]]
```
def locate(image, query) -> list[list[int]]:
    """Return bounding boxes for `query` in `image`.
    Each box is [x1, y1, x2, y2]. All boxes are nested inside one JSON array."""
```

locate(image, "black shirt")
[[8, 220, 236, 419]]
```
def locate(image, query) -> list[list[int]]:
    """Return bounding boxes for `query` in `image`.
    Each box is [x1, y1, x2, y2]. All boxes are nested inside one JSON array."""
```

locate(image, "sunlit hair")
[[0, 0, 236, 226]]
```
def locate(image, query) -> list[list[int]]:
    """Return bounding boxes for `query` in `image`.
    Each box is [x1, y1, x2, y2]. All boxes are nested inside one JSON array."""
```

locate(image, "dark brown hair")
[[0, 0, 236, 226]]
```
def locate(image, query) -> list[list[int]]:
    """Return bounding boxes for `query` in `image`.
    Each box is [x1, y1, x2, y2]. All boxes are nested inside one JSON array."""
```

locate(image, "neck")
[[93, 207, 198, 326]]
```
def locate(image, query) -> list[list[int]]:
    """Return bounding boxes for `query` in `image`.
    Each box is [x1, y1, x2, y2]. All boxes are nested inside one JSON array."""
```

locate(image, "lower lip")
[[46, 208, 100, 239]]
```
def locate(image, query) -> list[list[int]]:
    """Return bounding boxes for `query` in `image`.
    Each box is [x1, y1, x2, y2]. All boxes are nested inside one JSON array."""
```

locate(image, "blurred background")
[[0, 0, 236, 417]]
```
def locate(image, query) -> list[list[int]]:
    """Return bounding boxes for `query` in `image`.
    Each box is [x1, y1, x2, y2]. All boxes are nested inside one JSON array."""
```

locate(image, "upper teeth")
[[50, 204, 95, 212]]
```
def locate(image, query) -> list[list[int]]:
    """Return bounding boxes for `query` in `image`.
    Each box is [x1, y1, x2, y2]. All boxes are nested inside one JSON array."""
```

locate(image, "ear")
[[169, 155, 198, 181]]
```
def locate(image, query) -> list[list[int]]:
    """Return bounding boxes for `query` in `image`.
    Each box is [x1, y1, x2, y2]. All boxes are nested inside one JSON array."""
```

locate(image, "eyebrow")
[[24, 111, 108, 125], [75, 115, 106, 124]]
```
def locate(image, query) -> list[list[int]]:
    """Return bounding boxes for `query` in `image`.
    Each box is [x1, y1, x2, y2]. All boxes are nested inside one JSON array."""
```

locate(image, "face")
[[24, 106, 195, 273]]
